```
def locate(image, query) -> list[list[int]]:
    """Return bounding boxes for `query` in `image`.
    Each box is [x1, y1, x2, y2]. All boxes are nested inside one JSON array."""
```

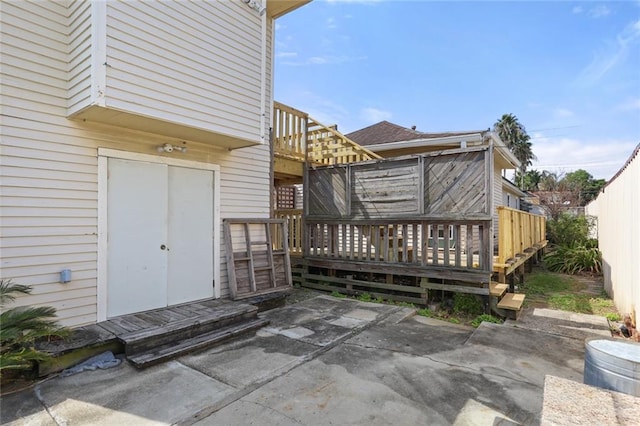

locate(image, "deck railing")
[[273, 101, 380, 166], [497, 207, 547, 265], [304, 219, 493, 281], [273, 101, 307, 161], [306, 118, 381, 165], [274, 209, 303, 256]]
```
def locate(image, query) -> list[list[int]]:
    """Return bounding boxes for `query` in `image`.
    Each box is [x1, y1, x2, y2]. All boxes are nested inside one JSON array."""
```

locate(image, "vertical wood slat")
[[443, 223, 450, 266], [466, 224, 473, 268], [264, 222, 277, 287], [412, 223, 419, 264], [455, 224, 462, 267], [421, 222, 428, 265], [432, 224, 439, 266], [244, 223, 257, 292], [402, 224, 408, 262]]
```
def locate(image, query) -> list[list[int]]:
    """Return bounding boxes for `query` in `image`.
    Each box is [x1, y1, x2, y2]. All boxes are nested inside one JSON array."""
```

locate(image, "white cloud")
[[553, 108, 575, 118], [616, 98, 640, 111], [276, 52, 298, 58], [572, 6, 583, 14], [588, 5, 611, 18], [530, 134, 637, 180], [360, 107, 392, 123], [282, 55, 367, 66], [575, 19, 640, 85], [327, 17, 337, 29]]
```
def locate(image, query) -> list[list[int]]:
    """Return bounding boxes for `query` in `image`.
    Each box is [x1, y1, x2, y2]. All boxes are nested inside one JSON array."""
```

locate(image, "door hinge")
[[212, 279, 215, 288]]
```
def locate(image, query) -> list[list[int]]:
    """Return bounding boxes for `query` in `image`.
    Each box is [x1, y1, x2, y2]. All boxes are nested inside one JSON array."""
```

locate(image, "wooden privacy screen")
[[306, 146, 490, 220], [223, 219, 292, 300]]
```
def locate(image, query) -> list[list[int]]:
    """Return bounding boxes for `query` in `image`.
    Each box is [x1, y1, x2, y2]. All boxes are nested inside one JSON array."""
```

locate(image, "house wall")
[[503, 188, 520, 209], [492, 163, 503, 249], [67, 0, 265, 144], [0, 0, 274, 327], [585, 146, 640, 319]]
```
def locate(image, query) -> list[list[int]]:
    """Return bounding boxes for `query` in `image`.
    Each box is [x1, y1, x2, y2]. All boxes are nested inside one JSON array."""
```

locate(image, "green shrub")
[[1, 280, 70, 379], [395, 301, 416, 308], [546, 214, 593, 246], [330, 291, 347, 299], [544, 245, 602, 274], [453, 294, 483, 315], [471, 314, 503, 328]]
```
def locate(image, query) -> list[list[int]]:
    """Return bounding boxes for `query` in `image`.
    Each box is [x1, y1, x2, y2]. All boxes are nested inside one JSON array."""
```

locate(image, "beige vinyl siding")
[[492, 164, 503, 250], [0, 1, 273, 327], [102, 0, 263, 142], [585, 147, 640, 318], [67, 0, 92, 115]]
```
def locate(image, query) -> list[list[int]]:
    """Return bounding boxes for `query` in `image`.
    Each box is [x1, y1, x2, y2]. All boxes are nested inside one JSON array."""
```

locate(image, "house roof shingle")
[[345, 121, 485, 146]]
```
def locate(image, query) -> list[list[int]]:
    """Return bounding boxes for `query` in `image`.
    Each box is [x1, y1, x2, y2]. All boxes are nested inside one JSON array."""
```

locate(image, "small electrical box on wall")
[[60, 269, 72, 283]]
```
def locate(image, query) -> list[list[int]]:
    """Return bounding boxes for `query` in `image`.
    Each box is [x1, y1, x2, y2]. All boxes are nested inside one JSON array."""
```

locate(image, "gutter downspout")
[[260, 0, 268, 144]]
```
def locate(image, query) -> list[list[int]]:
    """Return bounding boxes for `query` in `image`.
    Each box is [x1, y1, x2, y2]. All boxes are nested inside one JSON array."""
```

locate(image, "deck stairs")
[[490, 282, 526, 320]]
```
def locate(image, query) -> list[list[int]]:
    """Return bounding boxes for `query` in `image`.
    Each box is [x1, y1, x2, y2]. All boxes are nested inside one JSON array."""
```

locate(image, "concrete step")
[[127, 318, 270, 368], [119, 303, 258, 356]]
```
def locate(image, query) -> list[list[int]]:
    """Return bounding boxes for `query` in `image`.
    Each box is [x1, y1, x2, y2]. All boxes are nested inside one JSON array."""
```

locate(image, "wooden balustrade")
[[304, 219, 492, 277], [273, 101, 307, 161], [273, 209, 303, 256], [306, 119, 381, 165], [497, 207, 547, 265]]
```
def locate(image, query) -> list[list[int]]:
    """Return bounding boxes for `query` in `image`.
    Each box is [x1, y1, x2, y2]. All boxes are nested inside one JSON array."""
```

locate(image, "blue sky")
[[274, 0, 640, 180]]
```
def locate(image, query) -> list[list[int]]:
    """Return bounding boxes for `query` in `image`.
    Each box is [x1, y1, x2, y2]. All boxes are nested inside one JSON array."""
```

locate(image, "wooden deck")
[[37, 295, 286, 374]]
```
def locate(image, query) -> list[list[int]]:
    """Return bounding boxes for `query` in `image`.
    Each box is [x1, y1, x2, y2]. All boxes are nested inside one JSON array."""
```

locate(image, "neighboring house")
[[346, 121, 521, 245], [502, 177, 526, 210], [530, 191, 585, 218], [0, 0, 309, 327]]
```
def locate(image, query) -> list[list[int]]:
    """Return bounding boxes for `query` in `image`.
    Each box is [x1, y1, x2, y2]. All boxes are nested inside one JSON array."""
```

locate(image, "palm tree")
[[493, 114, 536, 189]]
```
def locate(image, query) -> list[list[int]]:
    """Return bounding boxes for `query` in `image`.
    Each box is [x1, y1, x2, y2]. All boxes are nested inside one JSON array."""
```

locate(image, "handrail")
[[497, 206, 546, 264], [306, 117, 381, 165], [273, 101, 381, 166]]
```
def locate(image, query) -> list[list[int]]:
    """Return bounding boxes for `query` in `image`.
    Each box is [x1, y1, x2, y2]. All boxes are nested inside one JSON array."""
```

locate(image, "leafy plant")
[[416, 308, 433, 318], [471, 314, 503, 328], [544, 245, 602, 274], [357, 293, 372, 302], [605, 312, 621, 322], [0, 280, 70, 378], [453, 294, 483, 316], [395, 301, 416, 308], [330, 291, 347, 299]]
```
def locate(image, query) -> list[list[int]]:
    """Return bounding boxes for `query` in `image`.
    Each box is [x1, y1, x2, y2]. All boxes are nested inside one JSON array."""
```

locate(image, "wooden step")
[[490, 282, 508, 298], [127, 318, 269, 368], [497, 293, 525, 311], [119, 303, 258, 356]]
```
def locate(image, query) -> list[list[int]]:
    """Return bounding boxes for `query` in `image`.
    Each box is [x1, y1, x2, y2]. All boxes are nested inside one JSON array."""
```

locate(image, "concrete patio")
[[1, 294, 631, 425]]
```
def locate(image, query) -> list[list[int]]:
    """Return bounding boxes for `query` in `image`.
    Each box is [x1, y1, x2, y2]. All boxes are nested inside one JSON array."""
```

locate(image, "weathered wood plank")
[[419, 279, 490, 295]]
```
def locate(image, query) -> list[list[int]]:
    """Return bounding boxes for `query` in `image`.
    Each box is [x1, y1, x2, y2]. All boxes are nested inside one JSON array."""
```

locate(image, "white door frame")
[[97, 148, 221, 322]]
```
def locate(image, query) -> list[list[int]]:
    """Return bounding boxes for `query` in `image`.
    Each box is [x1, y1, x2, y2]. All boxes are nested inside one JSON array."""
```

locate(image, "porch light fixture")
[[242, 0, 266, 15], [157, 143, 187, 153]]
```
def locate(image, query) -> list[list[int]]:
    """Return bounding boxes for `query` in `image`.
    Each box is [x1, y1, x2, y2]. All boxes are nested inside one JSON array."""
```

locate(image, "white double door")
[[107, 158, 214, 318]]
